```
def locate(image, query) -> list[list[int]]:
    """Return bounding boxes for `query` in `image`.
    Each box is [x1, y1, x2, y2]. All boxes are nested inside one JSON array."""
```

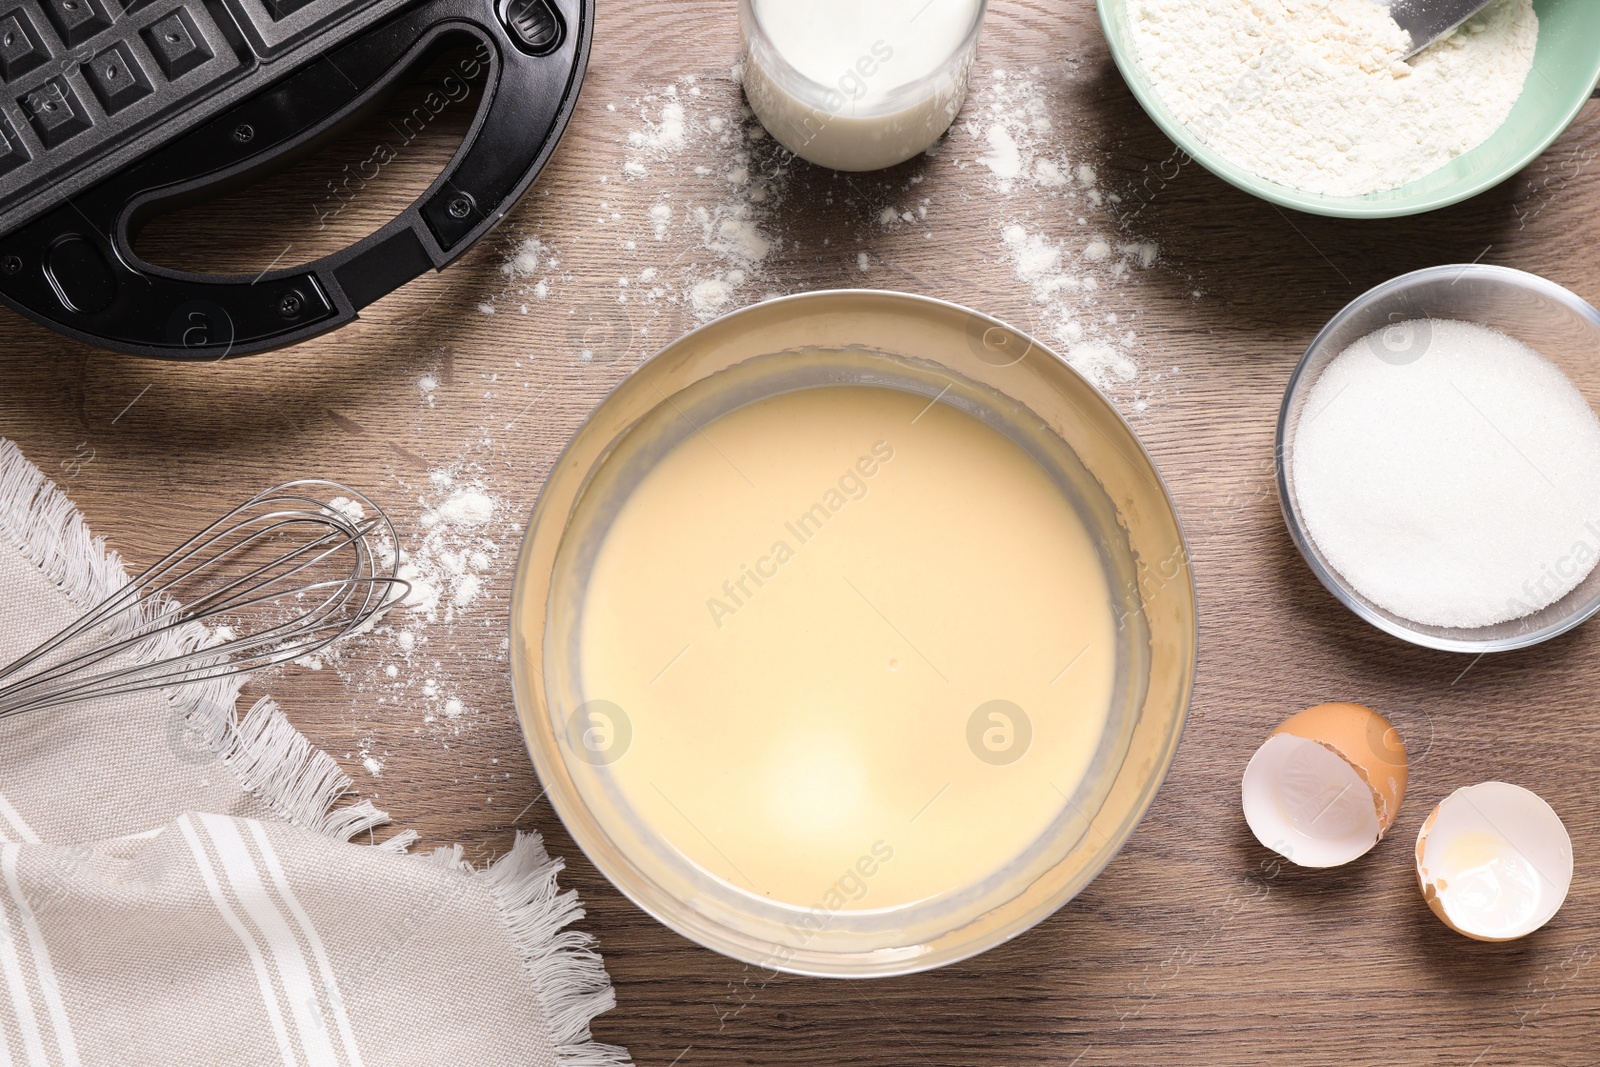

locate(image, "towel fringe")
[[420, 843, 472, 872], [372, 827, 421, 855], [0, 438, 133, 615], [481, 832, 633, 1067], [226, 696, 391, 841], [0, 439, 389, 843]]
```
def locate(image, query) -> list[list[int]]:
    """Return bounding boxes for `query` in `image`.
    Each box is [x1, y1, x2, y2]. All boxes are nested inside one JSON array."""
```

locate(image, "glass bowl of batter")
[[510, 291, 1196, 977]]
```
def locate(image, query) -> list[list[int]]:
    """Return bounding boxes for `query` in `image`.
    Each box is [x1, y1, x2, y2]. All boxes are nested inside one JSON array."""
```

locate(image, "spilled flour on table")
[[491, 235, 562, 315], [283, 449, 515, 780], [416, 371, 440, 407], [964, 68, 1167, 407], [624, 74, 787, 321], [475, 59, 1178, 412], [394, 467, 499, 626], [480, 74, 790, 339], [379, 461, 504, 734]]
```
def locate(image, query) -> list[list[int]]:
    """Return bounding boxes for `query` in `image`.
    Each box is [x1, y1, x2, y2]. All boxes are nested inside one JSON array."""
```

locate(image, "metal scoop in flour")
[[1387, 0, 1498, 58]]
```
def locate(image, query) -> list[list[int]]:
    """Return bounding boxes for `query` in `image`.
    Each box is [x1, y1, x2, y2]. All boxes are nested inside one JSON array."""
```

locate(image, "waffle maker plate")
[[0, 0, 590, 357]]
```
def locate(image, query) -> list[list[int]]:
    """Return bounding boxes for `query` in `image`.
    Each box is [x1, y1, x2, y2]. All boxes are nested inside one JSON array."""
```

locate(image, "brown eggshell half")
[[1274, 702, 1408, 837]]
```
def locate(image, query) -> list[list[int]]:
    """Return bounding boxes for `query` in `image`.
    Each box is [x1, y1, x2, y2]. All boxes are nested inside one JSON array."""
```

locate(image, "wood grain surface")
[[5, 1, 1600, 1064]]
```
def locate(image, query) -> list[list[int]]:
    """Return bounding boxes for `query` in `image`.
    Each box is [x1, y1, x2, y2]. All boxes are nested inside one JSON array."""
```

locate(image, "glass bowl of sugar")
[[1277, 265, 1600, 653]]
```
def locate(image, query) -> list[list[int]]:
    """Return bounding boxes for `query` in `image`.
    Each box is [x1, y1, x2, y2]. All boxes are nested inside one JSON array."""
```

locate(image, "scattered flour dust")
[[395, 466, 500, 625], [627, 98, 688, 159], [489, 236, 562, 315], [965, 69, 1165, 404], [325, 495, 367, 524], [503, 237, 547, 278], [619, 76, 784, 322], [416, 372, 439, 407], [487, 74, 785, 344], [482, 62, 1177, 410], [1129, 0, 1538, 196], [664, 76, 786, 322], [691, 279, 733, 315], [271, 459, 511, 780], [335, 458, 506, 775]]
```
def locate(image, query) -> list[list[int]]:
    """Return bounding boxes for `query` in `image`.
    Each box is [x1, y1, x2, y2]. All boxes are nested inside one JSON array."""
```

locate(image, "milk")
[[740, 0, 986, 171]]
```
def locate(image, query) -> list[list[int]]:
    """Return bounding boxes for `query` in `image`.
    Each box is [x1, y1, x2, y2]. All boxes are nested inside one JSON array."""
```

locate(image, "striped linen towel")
[[0, 439, 630, 1067]]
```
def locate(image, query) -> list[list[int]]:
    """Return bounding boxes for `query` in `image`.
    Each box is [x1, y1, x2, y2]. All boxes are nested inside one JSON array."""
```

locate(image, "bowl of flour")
[[1098, 0, 1600, 217], [1277, 265, 1600, 652]]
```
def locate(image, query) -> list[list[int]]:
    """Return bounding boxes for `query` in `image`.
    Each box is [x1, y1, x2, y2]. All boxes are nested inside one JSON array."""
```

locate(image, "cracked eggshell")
[[1416, 782, 1573, 942], [1241, 702, 1408, 868]]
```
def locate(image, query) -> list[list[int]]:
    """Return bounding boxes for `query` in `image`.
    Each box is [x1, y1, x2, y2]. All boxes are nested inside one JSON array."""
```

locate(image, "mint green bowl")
[[1097, 0, 1600, 218]]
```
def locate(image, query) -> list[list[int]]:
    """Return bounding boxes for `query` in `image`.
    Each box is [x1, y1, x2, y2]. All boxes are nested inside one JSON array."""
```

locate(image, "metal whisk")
[[0, 480, 409, 719]]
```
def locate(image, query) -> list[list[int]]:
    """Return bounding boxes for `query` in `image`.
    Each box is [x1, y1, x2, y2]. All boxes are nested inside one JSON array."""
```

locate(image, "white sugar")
[[1292, 320, 1600, 628]]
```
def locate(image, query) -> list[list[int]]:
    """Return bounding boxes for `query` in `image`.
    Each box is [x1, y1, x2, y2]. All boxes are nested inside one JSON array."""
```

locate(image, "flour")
[[433, 488, 495, 527], [968, 70, 1163, 397], [398, 476, 496, 620], [485, 61, 1171, 405], [998, 223, 1143, 388], [627, 98, 687, 155], [494, 76, 792, 328], [648, 202, 671, 239], [706, 214, 770, 262], [971, 70, 1070, 194], [257, 445, 513, 780], [691, 279, 733, 314], [325, 496, 367, 524], [502, 237, 546, 278], [356, 455, 512, 761], [361, 460, 501, 654], [1129, 0, 1538, 196], [481, 236, 563, 316], [980, 124, 1023, 181]]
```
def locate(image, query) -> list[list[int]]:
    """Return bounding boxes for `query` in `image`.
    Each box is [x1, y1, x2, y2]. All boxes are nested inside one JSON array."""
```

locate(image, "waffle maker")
[[0, 0, 590, 358]]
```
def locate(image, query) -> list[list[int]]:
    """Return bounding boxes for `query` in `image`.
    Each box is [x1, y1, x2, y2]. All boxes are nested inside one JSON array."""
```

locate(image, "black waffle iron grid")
[[0, 0, 591, 357]]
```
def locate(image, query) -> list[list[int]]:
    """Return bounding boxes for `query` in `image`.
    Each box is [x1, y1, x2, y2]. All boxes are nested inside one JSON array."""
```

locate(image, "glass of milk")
[[739, 0, 987, 171]]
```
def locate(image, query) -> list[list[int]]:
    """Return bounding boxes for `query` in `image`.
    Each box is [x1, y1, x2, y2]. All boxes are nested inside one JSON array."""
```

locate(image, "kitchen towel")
[[0, 438, 629, 1066]]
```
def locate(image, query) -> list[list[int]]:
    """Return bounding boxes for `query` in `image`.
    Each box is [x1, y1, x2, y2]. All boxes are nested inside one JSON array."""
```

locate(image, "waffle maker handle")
[[0, 0, 590, 359]]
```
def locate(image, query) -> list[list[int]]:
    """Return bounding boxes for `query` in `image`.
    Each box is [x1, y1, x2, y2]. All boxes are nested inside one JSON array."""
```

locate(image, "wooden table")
[[5, 1, 1599, 1063]]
